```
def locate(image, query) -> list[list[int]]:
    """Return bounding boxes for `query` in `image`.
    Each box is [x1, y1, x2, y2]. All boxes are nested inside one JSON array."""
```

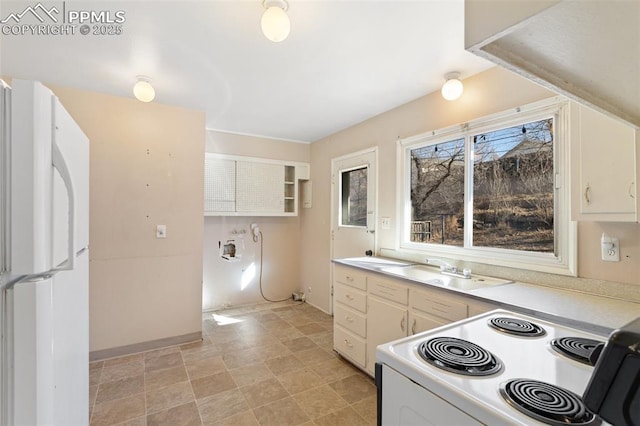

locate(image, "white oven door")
[[382, 365, 482, 426]]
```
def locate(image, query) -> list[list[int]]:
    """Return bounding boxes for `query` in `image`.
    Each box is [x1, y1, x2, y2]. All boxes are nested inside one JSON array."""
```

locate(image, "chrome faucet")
[[425, 258, 471, 279]]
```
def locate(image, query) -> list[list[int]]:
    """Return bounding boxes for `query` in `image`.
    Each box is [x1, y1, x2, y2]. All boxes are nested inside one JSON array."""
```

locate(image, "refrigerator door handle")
[[51, 120, 76, 272]]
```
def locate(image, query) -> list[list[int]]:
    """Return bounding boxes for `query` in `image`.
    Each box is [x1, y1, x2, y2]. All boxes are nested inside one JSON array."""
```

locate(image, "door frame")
[[329, 146, 378, 315]]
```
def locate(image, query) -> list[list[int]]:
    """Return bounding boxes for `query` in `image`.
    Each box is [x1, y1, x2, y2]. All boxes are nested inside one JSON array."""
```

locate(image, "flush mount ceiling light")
[[441, 72, 464, 101], [261, 0, 290, 42], [133, 76, 155, 103]]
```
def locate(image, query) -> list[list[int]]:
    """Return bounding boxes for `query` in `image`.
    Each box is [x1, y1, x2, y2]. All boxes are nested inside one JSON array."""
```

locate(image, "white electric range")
[[376, 309, 608, 426]]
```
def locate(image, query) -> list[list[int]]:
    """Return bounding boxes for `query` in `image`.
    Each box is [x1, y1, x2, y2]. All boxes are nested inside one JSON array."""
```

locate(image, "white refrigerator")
[[0, 79, 90, 425]]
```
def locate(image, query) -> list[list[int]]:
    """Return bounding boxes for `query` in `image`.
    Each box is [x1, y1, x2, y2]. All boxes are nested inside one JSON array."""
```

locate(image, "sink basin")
[[380, 265, 512, 291]]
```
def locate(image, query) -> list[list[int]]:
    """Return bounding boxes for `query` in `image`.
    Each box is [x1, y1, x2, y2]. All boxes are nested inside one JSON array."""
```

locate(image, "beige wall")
[[203, 130, 310, 309], [50, 85, 205, 353], [302, 66, 640, 313]]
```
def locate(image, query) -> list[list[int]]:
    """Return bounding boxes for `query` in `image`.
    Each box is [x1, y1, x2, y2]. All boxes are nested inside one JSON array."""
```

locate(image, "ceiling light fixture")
[[261, 0, 290, 43], [133, 76, 155, 103], [441, 72, 464, 101]]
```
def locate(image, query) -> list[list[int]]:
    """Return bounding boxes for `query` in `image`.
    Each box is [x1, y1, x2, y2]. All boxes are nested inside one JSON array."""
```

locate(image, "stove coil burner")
[[488, 317, 546, 337], [500, 379, 600, 426], [550, 337, 602, 365], [417, 337, 502, 376]]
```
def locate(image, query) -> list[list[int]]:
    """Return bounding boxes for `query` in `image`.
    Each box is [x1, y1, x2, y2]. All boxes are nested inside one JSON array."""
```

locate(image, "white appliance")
[[0, 79, 90, 425], [377, 309, 609, 426]]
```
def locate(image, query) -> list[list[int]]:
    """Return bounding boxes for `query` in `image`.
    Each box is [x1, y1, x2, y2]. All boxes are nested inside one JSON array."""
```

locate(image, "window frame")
[[397, 97, 577, 276], [338, 164, 370, 229]]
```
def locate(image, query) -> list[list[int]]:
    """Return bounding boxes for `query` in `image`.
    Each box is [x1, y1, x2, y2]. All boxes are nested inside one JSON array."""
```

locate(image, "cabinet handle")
[[411, 319, 416, 335], [344, 338, 353, 348], [400, 317, 405, 332], [346, 276, 354, 282], [584, 185, 591, 204], [630, 182, 635, 199], [345, 294, 354, 300], [345, 315, 354, 322]]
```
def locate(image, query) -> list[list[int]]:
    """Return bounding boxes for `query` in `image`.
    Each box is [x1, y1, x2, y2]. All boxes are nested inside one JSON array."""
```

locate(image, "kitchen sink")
[[380, 264, 512, 291]]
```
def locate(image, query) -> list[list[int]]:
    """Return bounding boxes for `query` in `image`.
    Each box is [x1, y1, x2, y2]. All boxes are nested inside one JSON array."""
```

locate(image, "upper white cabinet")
[[204, 153, 309, 216], [571, 103, 638, 222], [465, 0, 640, 129], [204, 156, 236, 212]]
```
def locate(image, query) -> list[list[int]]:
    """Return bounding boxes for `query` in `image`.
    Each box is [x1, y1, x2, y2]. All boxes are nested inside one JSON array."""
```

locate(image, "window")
[[340, 166, 368, 226], [400, 98, 576, 275], [472, 119, 554, 252]]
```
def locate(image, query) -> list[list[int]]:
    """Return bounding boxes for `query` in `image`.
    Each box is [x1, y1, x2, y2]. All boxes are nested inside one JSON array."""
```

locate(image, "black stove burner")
[[488, 317, 546, 337], [550, 337, 602, 365], [500, 379, 599, 426], [417, 337, 502, 376]]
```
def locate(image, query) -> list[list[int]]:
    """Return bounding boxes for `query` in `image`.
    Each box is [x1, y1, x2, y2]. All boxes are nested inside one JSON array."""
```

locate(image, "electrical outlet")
[[601, 235, 620, 262]]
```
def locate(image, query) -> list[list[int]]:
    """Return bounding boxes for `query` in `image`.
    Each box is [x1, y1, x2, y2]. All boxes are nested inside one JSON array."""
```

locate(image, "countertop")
[[333, 257, 640, 336]]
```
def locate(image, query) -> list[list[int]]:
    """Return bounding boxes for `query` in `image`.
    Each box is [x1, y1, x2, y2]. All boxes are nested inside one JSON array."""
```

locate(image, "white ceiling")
[[0, 0, 493, 143]]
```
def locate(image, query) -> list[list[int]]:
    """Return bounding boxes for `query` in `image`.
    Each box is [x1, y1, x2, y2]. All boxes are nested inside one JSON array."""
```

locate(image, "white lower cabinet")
[[408, 310, 447, 335], [333, 326, 366, 367], [366, 296, 408, 375], [468, 300, 499, 317], [332, 264, 368, 370], [332, 265, 498, 377], [334, 304, 366, 337]]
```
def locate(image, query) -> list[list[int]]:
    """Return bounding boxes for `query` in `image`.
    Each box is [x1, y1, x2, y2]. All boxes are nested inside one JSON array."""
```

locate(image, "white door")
[[331, 149, 377, 259]]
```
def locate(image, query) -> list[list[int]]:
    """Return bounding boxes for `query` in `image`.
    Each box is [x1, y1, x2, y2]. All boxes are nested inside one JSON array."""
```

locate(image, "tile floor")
[[89, 301, 377, 425]]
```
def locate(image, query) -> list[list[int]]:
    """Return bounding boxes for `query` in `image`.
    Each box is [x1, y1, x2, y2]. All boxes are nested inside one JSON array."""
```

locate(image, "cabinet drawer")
[[334, 304, 366, 338], [411, 289, 467, 322], [369, 278, 408, 305], [468, 301, 498, 318], [334, 283, 367, 313], [334, 265, 367, 291], [334, 326, 366, 367]]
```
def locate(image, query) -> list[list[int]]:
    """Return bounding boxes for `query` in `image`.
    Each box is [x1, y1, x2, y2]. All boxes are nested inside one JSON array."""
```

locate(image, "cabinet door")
[[366, 296, 408, 375], [408, 311, 447, 335], [204, 156, 236, 213], [236, 161, 285, 213], [573, 104, 637, 221]]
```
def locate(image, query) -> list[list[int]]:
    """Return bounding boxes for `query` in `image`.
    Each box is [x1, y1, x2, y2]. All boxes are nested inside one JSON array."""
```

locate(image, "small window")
[[340, 167, 368, 227]]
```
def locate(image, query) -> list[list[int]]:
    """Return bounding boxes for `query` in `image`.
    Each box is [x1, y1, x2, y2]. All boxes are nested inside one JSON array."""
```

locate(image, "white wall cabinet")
[[204, 156, 236, 212], [204, 153, 309, 216], [571, 103, 638, 222], [333, 265, 492, 377]]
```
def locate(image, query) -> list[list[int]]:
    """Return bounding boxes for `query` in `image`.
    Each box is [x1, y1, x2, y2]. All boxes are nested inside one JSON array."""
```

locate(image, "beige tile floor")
[[89, 301, 377, 425]]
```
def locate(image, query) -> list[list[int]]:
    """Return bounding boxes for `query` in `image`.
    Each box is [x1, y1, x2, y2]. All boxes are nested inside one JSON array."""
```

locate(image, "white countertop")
[[333, 257, 640, 335]]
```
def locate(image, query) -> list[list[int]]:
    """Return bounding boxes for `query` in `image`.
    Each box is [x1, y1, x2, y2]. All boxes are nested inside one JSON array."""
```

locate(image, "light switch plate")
[[156, 225, 167, 239], [381, 217, 391, 229]]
